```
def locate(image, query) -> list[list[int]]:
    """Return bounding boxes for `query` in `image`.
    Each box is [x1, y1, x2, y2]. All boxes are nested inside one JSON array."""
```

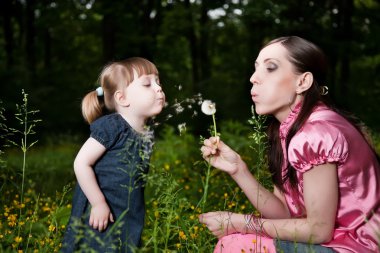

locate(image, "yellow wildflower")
[[14, 236, 23, 243], [179, 231, 187, 240], [48, 224, 56, 232]]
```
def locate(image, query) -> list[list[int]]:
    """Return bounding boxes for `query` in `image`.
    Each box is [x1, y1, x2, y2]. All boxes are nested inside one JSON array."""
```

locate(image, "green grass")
[[1, 117, 270, 252], [1, 92, 378, 252]]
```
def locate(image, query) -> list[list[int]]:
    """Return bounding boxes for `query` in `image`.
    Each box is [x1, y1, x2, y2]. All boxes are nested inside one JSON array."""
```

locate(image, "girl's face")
[[125, 72, 166, 119], [249, 42, 303, 122]]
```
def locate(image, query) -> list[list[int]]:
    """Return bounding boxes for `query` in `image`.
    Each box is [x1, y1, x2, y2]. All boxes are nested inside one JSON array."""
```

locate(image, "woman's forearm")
[[231, 160, 290, 219], [261, 217, 333, 244], [231, 214, 333, 244]]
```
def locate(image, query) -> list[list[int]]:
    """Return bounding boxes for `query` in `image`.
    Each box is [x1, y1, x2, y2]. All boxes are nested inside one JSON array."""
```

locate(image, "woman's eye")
[[267, 63, 277, 72], [143, 83, 151, 87]]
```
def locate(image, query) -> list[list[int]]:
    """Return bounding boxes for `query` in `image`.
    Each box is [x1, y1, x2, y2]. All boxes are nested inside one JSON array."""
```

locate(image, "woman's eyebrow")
[[255, 58, 280, 66]]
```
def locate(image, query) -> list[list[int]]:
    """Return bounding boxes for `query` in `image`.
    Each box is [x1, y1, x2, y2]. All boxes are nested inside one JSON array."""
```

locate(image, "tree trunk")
[[25, 0, 36, 75], [340, 0, 353, 95], [102, 13, 116, 62], [199, 1, 211, 88], [184, 0, 200, 93], [335, 0, 353, 96], [43, 28, 51, 69], [1, 0, 14, 67]]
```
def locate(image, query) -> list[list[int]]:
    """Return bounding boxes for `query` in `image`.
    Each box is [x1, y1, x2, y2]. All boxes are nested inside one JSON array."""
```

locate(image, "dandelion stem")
[[212, 114, 217, 138], [201, 161, 212, 212], [201, 112, 218, 212]]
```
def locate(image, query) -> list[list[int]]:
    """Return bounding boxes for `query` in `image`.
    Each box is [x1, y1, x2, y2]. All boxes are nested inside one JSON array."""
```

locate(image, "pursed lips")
[[251, 94, 258, 103]]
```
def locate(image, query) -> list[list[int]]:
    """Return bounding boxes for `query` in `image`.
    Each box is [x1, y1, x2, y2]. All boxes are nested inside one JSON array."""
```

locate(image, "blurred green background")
[[1, 0, 380, 137]]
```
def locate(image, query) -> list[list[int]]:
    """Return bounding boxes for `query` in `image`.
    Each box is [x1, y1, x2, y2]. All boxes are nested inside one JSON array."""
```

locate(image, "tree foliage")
[[1, 0, 379, 135]]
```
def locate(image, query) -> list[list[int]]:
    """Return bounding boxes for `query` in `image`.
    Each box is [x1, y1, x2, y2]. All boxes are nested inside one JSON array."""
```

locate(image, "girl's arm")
[[74, 137, 114, 231], [201, 137, 290, 218], [200, 163, 338, 244]]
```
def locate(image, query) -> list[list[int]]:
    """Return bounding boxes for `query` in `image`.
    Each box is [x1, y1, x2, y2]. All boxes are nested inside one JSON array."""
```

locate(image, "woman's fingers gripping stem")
[[201, 137, 242, 175]]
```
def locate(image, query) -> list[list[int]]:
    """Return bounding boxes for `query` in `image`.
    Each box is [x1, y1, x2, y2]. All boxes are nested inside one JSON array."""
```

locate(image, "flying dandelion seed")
[[150, 90, 204, 135], [174, 104, 184, 114], [178, 123, 187, 135]]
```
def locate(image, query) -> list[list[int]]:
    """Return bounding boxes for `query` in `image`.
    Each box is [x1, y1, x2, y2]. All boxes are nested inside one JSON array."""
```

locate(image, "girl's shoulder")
[[90, 113, 130, 149], [91, 113, 127, 131]]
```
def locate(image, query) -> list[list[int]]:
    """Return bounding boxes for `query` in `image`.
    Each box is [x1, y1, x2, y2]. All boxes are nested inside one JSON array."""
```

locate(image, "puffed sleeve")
[[89, 115, 120, 149], [288, 121, 349, 173]]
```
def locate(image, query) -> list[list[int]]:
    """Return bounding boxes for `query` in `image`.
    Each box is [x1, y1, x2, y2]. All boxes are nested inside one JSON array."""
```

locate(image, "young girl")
[[61, 57, 165, 252], [199, 36, 380, 252]]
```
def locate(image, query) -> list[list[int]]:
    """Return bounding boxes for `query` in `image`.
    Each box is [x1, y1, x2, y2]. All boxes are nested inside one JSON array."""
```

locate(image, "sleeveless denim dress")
[[61, 113, 154, 253]]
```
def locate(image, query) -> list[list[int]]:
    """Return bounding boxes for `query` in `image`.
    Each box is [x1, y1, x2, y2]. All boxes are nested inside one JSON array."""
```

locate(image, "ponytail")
[[81, 90, 105, 124]]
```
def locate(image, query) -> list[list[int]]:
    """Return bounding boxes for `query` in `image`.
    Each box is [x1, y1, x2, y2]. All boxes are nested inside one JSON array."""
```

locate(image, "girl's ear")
[[114, 90, 130, 107], [296, 72, 313, 94]]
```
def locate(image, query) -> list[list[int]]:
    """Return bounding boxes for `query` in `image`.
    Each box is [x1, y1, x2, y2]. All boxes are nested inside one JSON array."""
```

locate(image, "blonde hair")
[[81, 57, 158, 124]]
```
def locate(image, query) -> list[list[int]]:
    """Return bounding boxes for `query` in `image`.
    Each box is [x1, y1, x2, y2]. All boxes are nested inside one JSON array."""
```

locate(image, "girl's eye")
[[143, 83, 151, 87]]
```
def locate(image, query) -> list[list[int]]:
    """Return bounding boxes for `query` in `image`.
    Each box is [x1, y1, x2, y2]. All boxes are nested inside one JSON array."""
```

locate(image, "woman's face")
[[249, 42, 303, 122]]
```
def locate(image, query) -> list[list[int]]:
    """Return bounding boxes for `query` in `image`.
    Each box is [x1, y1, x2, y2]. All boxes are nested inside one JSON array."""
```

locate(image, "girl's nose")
[[153, 80, 163, 92]]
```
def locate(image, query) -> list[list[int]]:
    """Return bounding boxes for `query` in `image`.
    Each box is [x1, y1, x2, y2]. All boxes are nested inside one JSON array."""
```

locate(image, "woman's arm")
[[201, 137, 290, 218], [230, 161, 291, 218], [200, 163, 338, 244], [74, 137, 114, 231], [262, 163, 338, 243]]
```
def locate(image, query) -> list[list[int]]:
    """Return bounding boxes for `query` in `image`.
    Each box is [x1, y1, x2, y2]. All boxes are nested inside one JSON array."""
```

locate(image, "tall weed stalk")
[[8, 90, 41, 206]]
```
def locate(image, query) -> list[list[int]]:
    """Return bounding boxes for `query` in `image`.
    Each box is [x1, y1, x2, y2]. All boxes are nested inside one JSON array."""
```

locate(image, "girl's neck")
[[119, 113, 147, 134]]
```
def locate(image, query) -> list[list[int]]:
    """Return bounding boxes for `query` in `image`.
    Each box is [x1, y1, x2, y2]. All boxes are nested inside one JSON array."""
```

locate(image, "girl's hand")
[[200, 137, 242, 175], [199, 211, 242, 239], [89, 201, 115, 232]]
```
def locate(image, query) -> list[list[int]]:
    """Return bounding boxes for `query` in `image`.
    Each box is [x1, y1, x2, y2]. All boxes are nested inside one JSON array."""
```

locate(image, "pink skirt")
[[214, 233, 276, 253]]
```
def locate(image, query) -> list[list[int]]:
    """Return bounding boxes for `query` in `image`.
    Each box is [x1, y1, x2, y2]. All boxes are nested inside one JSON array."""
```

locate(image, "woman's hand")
[[200, 137, 242, 175], [89, 201, 114, 232], [199, 211, 243, 239]]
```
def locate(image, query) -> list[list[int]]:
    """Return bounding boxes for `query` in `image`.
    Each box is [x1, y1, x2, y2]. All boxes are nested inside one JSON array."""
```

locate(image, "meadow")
[[0, 92, 273, 252], [1, 92, 379, 252]]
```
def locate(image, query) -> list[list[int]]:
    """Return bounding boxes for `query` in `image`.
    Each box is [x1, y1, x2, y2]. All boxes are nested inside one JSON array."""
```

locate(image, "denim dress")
[[61, 113, 154, 253]]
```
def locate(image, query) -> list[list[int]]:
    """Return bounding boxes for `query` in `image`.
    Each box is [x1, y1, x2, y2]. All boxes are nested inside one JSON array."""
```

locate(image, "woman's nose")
[[249, 71, 258, 85]]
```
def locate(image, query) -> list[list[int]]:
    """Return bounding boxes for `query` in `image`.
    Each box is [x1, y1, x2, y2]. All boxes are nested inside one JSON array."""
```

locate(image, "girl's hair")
[[81, 57, 158, 124], [264, 36, 377, 191]]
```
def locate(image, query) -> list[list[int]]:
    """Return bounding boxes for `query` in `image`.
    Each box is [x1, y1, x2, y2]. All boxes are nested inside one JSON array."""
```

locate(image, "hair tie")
[[96, 87, 104, 96], [320, 86, 329, 95]]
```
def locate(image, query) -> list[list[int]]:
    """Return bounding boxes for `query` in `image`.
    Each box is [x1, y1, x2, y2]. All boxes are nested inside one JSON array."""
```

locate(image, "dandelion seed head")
[[201, 100, 216, 115]]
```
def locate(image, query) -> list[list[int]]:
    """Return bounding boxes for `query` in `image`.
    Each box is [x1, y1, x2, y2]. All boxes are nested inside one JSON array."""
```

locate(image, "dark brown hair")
[[264, 36, 376, 191]]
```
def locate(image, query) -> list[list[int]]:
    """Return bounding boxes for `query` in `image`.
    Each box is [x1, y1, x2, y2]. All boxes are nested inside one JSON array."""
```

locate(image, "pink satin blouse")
[[280, 103, 380, 253]]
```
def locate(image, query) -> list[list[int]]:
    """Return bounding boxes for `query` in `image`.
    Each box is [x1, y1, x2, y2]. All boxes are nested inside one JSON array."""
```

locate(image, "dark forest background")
[[1, 0, 380, 138]]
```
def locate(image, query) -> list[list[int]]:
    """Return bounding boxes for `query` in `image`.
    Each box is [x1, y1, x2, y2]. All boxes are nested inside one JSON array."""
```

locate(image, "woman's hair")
[[264, 36, 377, 191], [81, 57, 158, 124]]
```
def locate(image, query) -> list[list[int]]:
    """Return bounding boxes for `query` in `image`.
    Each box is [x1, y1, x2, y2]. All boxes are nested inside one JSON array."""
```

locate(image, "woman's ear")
[[114, 90, 130, 107], [296, 72, 313, 94]]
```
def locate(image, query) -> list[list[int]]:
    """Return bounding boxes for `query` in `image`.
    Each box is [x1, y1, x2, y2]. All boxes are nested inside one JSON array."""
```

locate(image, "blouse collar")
[[279, 102, 302, 140]]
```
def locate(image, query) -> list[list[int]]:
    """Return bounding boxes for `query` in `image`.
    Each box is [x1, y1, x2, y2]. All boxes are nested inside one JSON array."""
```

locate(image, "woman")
[[199, 36, 380, 253]]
